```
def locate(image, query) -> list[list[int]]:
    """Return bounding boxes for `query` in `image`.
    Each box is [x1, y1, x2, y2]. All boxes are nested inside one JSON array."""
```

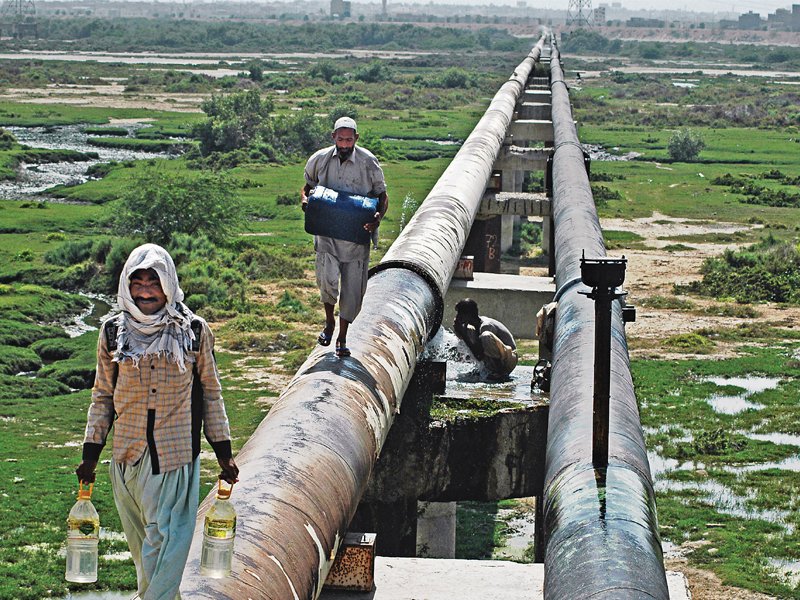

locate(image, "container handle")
[[79, 481, 94, 499]]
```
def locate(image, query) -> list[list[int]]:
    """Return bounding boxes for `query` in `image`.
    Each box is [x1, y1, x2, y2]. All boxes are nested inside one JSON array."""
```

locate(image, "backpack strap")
[[190, 319, 202, 352], [190, 318, 204, 460], [104, 319, 119, 351]]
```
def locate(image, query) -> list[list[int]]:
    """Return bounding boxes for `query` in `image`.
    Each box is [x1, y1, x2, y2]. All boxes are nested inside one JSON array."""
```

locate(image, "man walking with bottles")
[[75, 243, 239, 599]]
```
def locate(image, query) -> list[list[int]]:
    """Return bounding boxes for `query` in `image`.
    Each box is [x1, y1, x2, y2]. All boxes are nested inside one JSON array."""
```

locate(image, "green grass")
[[0, 102, 205, 129], [636, 346, 800, 599], [1, 48, 800, 599]]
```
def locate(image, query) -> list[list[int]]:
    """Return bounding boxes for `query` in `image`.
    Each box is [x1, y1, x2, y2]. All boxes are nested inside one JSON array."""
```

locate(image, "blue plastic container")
[[305, 186, 378, 245]]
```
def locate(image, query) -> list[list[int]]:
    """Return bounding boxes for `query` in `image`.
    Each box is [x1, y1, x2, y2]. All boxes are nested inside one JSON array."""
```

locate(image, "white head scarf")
[[109, 243, 195, 372]]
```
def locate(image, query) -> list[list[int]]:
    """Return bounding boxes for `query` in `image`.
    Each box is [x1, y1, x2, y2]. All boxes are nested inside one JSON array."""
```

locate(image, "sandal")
[[317, 328, 334, 347], [335, 340, 351, 358]]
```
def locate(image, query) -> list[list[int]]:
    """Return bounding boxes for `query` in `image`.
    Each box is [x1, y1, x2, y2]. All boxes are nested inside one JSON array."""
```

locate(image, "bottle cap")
[[78, 481, 94, 500], [216, 479, 234, 499]]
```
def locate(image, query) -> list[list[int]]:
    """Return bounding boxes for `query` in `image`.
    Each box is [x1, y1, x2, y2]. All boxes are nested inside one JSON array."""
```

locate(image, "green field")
[[1, 26, 800, 599]]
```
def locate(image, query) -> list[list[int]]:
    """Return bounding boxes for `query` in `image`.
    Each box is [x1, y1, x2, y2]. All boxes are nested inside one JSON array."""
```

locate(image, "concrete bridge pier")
[[416, 501, 457, 558], [351, 359, 549, 560]]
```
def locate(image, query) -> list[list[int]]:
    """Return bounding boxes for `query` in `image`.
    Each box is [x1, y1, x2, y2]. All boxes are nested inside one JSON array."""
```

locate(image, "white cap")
[[333, 116, 357, 132]]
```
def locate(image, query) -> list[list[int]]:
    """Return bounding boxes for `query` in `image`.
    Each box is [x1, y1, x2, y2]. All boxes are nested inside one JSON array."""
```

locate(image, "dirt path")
[[600, 212, 800, 361]]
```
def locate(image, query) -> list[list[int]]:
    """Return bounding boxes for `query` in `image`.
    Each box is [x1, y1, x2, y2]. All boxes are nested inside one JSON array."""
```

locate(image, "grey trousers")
[[315, 250, 369, 323], [110, 449, 199, 600]]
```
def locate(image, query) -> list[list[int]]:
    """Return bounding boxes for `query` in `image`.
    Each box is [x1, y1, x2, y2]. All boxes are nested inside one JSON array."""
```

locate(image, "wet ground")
[[421, 327, 542, 406], [0, 124, 174, 199]]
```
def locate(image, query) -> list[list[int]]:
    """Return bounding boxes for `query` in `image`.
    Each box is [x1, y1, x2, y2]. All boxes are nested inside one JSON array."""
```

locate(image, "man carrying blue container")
[[301, 116, 389, 357]]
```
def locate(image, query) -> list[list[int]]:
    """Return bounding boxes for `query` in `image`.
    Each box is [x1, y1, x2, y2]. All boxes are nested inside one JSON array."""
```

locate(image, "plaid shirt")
[[82, 317, 232, 474]]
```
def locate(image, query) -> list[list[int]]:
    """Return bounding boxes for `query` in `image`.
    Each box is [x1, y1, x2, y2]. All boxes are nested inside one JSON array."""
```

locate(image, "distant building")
[[330, 0, 350, 18], [627, 17, 665, 28], [767, 4, 800, 30], [738, 11, 762, 29], [593, 6, 605, 24]]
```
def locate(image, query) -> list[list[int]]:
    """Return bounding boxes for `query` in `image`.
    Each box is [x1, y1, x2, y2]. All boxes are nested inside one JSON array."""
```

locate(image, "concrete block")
[[494, 146, 552, 172], [445, 273, 555, 339], [478, 191, 551, 217], [319, 557, 544, 600], [508, 119, 553, 144], [416, 501, 456, 559], [319, 559, 690, 600], [518, 101, 551, 120]]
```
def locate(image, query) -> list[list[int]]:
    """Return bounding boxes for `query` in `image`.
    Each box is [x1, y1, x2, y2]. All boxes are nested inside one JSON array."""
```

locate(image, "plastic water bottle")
[[200, 480, 236, 578], [65, 482, 99, 583]]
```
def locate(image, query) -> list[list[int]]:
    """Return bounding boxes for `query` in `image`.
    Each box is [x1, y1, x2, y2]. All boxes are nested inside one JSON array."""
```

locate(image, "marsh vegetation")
[[0, 22, 799, 599]]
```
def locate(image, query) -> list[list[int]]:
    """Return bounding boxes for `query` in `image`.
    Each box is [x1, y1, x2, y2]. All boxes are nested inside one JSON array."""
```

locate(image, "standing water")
[[0, 124, 177, 199]]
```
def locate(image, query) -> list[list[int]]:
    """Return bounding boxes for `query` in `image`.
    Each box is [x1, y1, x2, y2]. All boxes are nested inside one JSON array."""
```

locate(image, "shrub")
[[193, 89, 274, 156], [667, 128, 705, 162], [693, 238, 800, 304], [308, 61, 344, 83], [112, 168, 244, 246], [353, 60, 393, 83], [0, 128, 17, 150]]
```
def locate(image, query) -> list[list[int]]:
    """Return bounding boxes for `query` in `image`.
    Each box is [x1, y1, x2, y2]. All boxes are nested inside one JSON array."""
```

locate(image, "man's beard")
[[337, 146, 354, 160]]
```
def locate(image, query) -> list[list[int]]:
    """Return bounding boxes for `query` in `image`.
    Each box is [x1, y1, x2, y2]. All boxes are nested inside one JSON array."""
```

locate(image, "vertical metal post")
[[579, 254, 627, 470], [591, 287, 613, 469]]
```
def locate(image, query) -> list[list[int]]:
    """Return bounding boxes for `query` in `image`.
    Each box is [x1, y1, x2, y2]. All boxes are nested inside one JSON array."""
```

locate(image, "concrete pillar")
[[416, 501, 457, 558], [501, 214, 515, 254], [499, 169, 518, 255], [465, 216, 502, 273]]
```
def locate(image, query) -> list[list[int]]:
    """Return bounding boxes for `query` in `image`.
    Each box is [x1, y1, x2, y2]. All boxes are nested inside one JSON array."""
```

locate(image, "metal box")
[[453, 255, 474, 280], [324, 532, 376, 592]]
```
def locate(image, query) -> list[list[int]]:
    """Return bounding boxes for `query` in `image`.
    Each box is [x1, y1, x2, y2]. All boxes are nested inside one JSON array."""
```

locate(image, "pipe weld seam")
[[553, 276, 584, 302], [553, 140, 585, 154]]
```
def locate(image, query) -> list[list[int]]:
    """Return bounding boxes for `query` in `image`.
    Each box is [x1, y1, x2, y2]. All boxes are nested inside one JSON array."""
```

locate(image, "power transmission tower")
[[0, 0, 37, 38], [566, 0, 594, 27]]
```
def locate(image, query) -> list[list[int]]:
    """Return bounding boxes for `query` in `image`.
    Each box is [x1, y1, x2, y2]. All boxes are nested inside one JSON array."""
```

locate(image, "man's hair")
[[455, 298, 479, 321]]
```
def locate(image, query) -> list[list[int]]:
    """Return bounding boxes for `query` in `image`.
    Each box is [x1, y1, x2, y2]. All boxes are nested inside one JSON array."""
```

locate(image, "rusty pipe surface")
[[372, 35, 547, 333], [542, 43, 669, 600], [181, 270, 438, 599], [180, 36, 547, 600]]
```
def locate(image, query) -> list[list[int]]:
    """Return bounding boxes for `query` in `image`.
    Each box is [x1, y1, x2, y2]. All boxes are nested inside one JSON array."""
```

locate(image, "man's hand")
[[76, 460, 98, 484], [301, 185, 314, 213], [218, 457, 239, 485], [364, 211, 381, 232], [453, 318, 483, 359]]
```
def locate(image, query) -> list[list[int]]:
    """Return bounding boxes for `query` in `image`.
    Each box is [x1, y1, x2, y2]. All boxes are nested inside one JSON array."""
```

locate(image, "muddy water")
[[0, 124, 175, 199], [703, 375, 781, 415], [421, 327, 540, 404], [62, 294, 114, 338], [651, 373, 798, 533]]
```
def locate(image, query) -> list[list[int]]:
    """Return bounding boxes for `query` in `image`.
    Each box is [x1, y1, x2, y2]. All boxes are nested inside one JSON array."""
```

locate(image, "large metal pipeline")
[[541, 43, 669, 599], [180, 35, 547, 600]]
